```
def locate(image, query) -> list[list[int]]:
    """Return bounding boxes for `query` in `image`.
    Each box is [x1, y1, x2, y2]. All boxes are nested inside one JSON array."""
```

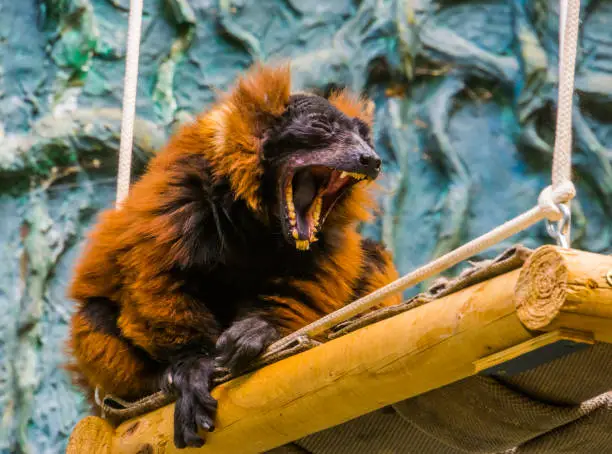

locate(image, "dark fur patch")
[[79, 298, 164, 370], [352, 238, 390, 298], [156, 154, 227, 269], [360, 238, 389, 273], [80, 298, 122, 336]]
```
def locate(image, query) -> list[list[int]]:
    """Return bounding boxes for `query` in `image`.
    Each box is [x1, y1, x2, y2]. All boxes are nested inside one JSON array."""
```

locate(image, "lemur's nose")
[[352, 134, 381, 179], [359, 153, 381, 174]]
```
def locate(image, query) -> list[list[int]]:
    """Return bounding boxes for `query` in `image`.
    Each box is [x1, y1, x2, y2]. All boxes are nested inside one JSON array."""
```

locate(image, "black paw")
[[164, 356, 218, 449], [215, 315, 279, 374]]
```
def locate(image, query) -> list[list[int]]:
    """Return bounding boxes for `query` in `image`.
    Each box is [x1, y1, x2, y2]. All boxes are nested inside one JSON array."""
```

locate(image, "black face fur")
[[261, 94, 381, 250]]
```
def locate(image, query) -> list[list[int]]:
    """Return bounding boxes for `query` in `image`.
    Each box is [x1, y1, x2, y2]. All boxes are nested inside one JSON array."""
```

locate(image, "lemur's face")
[[262, 94, 381, 251]]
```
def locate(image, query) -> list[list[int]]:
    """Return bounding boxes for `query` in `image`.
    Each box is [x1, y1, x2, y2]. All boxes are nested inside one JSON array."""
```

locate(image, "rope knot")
[[537, 181, 576, 221]]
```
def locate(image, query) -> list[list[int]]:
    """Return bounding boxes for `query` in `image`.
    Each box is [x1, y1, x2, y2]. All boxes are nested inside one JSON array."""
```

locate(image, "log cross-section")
[[66, 246, 612, 454], [515, 246, 612, 342]]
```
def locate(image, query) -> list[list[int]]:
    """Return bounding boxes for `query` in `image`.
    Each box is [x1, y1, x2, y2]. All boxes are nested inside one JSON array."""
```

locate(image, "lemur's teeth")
[[295, 240, 310, 251], [340, 171, 367, 180], [311, 195, 322, 227], [292, 228, 299, 240]]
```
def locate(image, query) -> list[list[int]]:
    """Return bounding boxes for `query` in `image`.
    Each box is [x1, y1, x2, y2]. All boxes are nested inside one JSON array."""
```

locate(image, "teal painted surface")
[[1, 1, 611, 452]]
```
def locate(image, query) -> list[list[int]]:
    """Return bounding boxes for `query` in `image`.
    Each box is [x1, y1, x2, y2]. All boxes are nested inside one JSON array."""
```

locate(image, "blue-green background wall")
[[1, 1, 611, 452]]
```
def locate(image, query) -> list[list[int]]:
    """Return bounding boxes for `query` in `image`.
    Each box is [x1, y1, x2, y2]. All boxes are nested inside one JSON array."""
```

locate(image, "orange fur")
[[69, 312, 160, 399]]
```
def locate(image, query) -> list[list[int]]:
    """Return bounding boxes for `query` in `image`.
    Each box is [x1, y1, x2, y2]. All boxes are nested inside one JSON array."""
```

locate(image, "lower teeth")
[[295, 240, 310, 250]]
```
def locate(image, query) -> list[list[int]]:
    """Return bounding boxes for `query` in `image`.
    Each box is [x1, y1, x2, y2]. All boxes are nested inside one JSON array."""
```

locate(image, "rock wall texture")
[[1, 1, 611, 453]]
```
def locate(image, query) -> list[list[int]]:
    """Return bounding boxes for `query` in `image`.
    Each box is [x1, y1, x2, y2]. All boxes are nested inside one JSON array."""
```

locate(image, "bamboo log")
[[70, 246, 612, 454]]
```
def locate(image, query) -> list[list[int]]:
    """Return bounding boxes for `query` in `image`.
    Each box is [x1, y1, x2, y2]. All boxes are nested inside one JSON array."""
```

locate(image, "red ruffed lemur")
[[67, 64, 401, 448]]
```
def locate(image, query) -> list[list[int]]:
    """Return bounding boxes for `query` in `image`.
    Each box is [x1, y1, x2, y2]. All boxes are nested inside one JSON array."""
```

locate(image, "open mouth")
[[282, 166, 370, 250]]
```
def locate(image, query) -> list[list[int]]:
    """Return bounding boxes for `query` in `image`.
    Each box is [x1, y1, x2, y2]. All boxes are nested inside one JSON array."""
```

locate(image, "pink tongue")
[[293, 171, 317, 238], [293, 171, 316, 212]]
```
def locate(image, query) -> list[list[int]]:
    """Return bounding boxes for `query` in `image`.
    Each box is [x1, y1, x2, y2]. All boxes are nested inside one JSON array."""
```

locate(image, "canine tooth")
[[312, 196, 322, 223], [340, 171, 368, 180], [295, 240, 310, 251], [292, 228, 299, 240]]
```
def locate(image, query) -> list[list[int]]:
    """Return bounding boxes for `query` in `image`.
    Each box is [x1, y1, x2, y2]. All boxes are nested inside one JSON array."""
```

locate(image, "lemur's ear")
[[327, 88, 375, 127], [321, 83, 347, 100], [228, 62, 292, 136]]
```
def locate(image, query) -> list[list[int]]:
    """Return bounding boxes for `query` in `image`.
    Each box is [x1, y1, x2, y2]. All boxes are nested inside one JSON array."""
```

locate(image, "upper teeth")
[[311, 195, 322, 227], [340, 171, 367, 180], [286, 185, 297, 227]]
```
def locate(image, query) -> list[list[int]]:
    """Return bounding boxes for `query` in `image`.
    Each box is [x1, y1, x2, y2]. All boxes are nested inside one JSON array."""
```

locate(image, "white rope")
[[559, 0, 567, 56], [551, 0, 581, 246], [116, 0, 144, 208], [554, 0, 580, 184]]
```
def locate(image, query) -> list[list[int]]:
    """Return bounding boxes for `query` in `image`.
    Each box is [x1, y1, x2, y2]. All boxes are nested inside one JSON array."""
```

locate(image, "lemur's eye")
[[309, 119, 333, 135], [354, 118, 370, 139]]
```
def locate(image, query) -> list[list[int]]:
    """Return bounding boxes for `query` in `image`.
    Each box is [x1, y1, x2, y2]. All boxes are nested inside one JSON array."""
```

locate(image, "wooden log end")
[[515, 245, 569, 330], [67, 416, 114, 454]]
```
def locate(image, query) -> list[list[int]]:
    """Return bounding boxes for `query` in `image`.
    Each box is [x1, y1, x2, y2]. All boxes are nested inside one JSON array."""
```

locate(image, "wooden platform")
[[67, 246, 612, 454]]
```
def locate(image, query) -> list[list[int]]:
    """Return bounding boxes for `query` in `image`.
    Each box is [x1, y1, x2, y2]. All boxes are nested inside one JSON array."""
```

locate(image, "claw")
[[215, 315, 279, 374]]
